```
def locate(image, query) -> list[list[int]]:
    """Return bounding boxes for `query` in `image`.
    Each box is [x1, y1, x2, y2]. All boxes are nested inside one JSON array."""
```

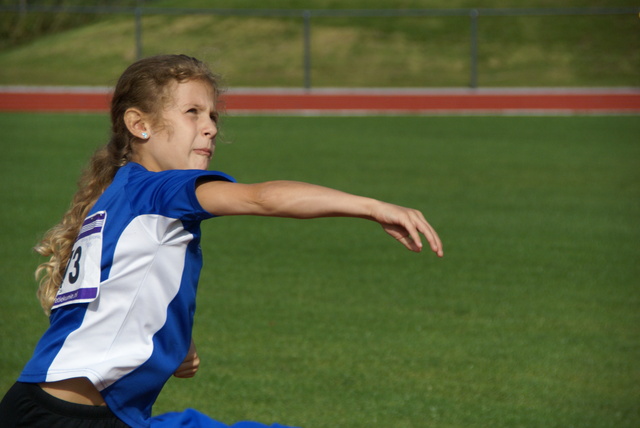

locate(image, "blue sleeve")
[[127, 168, 236, 221]]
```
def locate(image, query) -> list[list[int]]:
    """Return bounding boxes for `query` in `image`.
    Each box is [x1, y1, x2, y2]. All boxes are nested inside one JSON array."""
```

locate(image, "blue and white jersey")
[[19, 162, 235, 428]]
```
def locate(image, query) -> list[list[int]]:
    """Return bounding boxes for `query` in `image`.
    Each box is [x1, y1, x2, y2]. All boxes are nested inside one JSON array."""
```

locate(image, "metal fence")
[[2, 4, 639, 88]]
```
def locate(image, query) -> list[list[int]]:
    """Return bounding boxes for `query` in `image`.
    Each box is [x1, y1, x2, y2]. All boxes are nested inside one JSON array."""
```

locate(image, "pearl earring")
[[141, 132, 149, 139]]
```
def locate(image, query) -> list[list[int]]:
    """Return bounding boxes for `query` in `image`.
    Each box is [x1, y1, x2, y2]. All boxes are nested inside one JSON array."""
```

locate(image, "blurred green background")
[[1, 0, 639, 87]]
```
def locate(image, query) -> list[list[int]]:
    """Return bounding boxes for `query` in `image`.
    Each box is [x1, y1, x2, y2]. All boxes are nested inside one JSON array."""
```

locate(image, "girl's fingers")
[[379, 206, 443, 256], [419, 222, 443, 257], [406, 215, 443, 256]]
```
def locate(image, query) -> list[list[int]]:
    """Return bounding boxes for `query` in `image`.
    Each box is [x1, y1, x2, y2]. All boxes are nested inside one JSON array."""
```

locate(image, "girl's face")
[[140, 80, 218, 172]]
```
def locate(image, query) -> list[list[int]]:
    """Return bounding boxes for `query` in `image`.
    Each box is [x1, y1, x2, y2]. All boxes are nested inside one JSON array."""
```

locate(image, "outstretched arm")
[[196, 180, 443, 256]]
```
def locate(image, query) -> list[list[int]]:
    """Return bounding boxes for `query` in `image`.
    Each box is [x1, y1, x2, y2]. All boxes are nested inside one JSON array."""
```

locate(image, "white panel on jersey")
[[45, 215, 194, 389]]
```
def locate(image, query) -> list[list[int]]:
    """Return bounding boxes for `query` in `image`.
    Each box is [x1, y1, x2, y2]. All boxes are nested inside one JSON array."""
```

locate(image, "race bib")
[[52, 211, 107, 310]]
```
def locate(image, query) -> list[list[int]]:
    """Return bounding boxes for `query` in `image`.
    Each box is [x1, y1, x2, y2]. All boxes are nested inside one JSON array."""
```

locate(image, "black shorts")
[[0, 382, 129, 428]]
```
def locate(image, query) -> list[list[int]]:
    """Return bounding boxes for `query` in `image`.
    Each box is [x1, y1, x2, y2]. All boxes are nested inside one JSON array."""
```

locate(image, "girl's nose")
[[203, 119, 218, 139]]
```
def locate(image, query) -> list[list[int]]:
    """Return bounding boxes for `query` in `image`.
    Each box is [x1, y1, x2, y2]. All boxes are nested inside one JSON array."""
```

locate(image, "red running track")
[[1, 87, 639, 114]]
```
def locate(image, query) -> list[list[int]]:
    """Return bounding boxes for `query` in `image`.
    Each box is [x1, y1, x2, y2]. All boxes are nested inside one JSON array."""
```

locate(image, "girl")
[[0, 54, 442, 428]]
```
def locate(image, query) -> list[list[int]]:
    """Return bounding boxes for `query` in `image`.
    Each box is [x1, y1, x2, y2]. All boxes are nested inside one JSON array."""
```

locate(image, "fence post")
[[135, 1, 143, 60], [469, 9, 479, 88], [303, 10, 312, 90]]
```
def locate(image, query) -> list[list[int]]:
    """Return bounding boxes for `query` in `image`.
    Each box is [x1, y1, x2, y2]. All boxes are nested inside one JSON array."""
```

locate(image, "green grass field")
[[0, 113, 638, 427]]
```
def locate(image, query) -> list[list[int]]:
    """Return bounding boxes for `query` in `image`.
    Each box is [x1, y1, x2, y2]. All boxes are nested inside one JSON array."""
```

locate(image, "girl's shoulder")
[[107, 163, 235, 220]]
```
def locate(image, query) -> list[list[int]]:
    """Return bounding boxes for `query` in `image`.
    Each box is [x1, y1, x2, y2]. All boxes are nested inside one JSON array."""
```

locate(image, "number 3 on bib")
[[52, 211, 107, 310]]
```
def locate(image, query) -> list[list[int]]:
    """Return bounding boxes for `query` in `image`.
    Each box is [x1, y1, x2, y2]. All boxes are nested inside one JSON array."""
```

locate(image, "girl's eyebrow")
[[184, 103, 214, 112]]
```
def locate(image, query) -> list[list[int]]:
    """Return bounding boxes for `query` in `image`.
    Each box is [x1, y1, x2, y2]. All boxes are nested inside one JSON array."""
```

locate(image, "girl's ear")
[[124, 108, 150, 139]]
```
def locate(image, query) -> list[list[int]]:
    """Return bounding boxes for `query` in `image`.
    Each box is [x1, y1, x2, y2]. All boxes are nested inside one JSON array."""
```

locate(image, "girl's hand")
[[173, 339, 200, 378], [375, 203, 443, 256]]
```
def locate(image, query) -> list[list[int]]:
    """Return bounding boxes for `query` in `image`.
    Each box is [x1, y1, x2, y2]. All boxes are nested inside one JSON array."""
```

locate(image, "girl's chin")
[[186, 158, 210, 170]]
